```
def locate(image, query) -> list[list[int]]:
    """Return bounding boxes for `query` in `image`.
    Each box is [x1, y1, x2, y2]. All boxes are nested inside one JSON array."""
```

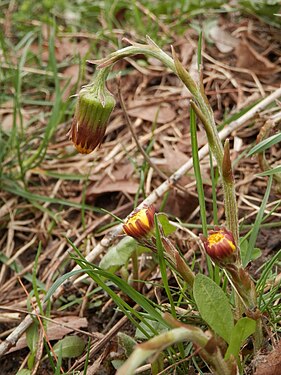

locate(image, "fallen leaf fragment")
[[88, 180, 139, 195], [127, 100, 176, 124], [88, 163, 139, 195], [6, 316, 88, 354], [209, 25, 238, 53], [235, 39, 277, 75], [254, 341, 281, 375]]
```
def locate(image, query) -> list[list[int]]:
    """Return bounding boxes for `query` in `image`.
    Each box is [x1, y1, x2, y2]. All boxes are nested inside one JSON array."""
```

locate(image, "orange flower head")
[[201, 227, 236, 262], [123, 205, 155, 240]]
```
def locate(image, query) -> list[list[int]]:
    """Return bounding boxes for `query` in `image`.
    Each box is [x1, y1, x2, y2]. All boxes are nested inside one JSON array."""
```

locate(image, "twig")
[[0, 86, 281, 357]]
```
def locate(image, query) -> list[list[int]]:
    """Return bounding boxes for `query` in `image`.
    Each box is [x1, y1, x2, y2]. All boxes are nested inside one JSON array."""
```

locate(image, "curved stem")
[[116, 326, 233, 375], [95, 39, 238, 241]]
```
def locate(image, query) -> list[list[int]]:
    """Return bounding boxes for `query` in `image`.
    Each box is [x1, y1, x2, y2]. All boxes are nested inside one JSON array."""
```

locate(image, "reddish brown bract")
[[201, 227, 236, 262]]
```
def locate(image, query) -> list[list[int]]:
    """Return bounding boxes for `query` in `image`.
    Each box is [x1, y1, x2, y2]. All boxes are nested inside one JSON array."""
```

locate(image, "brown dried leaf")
[[162, 142, 188, 173], [179, 41, 194, 65], [0, 198, 17, 219], [254, 341, 281, 375], [235, 39, 277, 75], [163, 189, 198, 221], [1, 113, 28, 133], [30, 38, 89, 63], [88, 163, 138, 195], [6, 316, 88, 354], [127, 100, 176, 124], [209, 25, 238, 53], [88, 180, 139, 195]]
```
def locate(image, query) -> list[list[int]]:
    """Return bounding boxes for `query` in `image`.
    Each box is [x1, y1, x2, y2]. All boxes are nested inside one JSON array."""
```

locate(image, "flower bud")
[[123, 205, 155, 240], [201, 227, 236, 263], [69, 71, 116, 154], [222, 139, 233, 184]]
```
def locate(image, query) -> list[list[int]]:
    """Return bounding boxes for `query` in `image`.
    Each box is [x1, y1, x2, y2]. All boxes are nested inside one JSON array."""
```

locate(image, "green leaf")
[[112, 359, 125, 370], [193, 274, 234, 343], [157, 213, 177, 236], [247, 132, 281, 156], [155, 215, 176, 317], [243, 175, 273, 266], [117, 332, 137, 357], [135, 320, 169, 340], [99, 237, 138, 272], [26, 321, 39, 354], [68, 239, 170, 334], [225, 317, 256, 360], [44, 269, 88, 302], [16, 370, 31, 375], [240, 239, 262, 264], [190, 107, 207, 237], [257, 165, 281, 176], [52, 336, 85, 359]]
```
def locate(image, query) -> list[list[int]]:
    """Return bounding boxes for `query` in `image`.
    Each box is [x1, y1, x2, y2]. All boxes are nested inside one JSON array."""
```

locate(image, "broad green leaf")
[[117, 332, 137, 357], [112, 359, 125, 370], [16, 370, 31, 375], [193, 274, 234, 343], [26, 321, 39, 354], [99, 237, 138, 272], [52, 336, 85, 359], [157, 213, 177, 236], [225, 317, 256, 360]]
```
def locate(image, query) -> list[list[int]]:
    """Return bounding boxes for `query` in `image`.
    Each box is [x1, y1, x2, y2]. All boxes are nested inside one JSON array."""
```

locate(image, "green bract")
[[70, 70, 115, 154]]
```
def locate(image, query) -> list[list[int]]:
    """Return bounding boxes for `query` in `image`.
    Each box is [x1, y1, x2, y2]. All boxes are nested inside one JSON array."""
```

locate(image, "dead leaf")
[[1, 112, 29, 133], [162, 189, 198, 221], [0, 198, 17, 219], [235, 39, 277, 75], [162, 142, 188, 173], [30, 38, 89, 63], [88, 180, 139, 195], [127, 100, 176, 124], [254, 341, 281, 375], [209, 25, 238, 53], [88, 163, 138, 195], [6, 316, 88, 354], [179, 41, 194, 65]]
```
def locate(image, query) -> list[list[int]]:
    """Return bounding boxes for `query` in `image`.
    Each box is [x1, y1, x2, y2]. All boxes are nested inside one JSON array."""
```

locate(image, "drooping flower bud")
[[123, 205, 155, 240], [69, 69, 115, 154], [200, 227, 237, 263]]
